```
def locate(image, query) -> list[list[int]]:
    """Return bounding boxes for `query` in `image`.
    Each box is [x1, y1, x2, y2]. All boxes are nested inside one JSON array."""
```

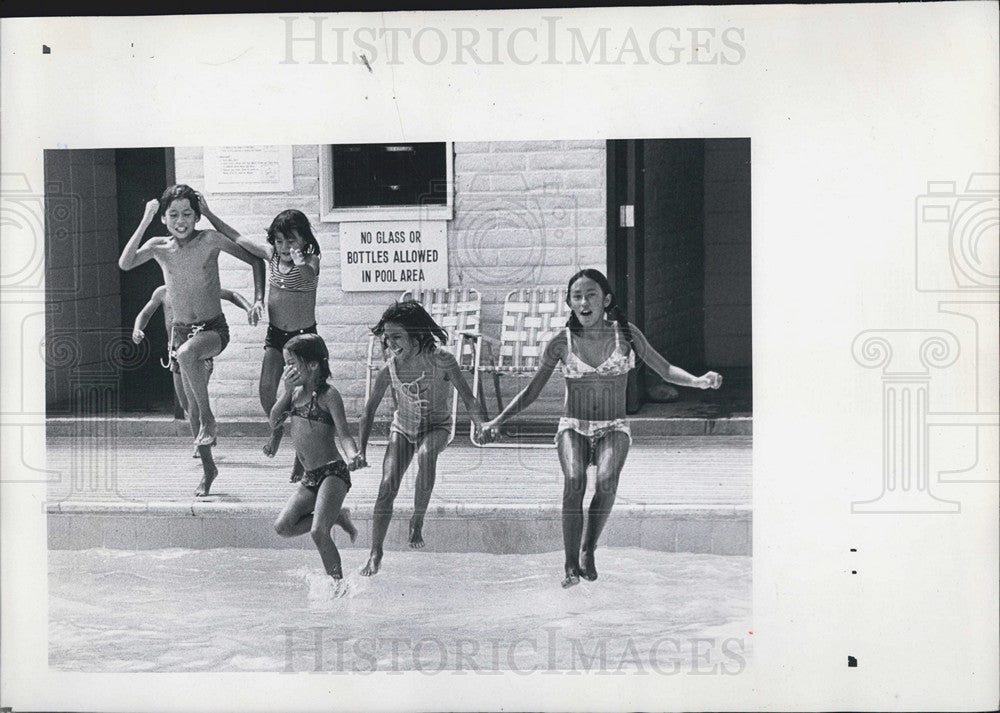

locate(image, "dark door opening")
[[607, 138, 752, 416], [116, 148, 177, 413]]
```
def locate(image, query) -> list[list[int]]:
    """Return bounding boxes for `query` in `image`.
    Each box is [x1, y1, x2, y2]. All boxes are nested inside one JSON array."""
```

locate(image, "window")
[[319, 142, 453, 222]]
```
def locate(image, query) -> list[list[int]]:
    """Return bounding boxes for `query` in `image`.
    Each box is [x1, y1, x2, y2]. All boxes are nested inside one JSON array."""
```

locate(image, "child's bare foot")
[[360, 551, 382, 576], [561, 565, 581, 589], [408, 518, 425, 549], [336, 508, 358, 543], [195, 421, 217, 447], [195, 460, 218, 497], [580, 548, 598, 581], [262, 427, 284, 457]]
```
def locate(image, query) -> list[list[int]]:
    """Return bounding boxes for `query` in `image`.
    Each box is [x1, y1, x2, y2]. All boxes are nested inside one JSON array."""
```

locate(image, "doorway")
[[606, 139, 752, 416], [116, 148, 177, 413]]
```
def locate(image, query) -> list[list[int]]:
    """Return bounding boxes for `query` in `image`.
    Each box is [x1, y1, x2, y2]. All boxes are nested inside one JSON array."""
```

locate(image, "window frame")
[[318, 142, 454, 223]]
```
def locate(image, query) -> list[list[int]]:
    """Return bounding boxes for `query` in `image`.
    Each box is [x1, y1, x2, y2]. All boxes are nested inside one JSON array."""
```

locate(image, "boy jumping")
[[119, 184, 265, 496]]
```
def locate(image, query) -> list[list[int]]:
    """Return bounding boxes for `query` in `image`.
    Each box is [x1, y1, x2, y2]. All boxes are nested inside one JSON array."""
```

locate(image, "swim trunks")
[[168, 313, 230, 374], [264, 323, 318, 352], [292, 459, 351, 493]]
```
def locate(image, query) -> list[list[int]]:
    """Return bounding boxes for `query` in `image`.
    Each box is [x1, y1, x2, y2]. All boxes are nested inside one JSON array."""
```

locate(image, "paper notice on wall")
[[204, 145, 293, 193], [340, 221, 448, 292]]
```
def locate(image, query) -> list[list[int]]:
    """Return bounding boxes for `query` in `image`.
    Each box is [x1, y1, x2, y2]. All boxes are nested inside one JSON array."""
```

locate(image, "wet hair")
[[284, 333, 332, 393], [266, 210, 321, 257], [565, 268, 633, 346], [371, 300, 448, 354], [159, 185, 201, 220]]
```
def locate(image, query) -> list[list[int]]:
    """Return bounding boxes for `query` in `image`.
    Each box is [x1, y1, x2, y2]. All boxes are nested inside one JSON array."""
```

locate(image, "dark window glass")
[[332, 143, 447, 208]]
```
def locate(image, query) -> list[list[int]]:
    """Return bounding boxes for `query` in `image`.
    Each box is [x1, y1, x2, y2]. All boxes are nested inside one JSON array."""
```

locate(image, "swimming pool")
[[50, 547, 751, 673]]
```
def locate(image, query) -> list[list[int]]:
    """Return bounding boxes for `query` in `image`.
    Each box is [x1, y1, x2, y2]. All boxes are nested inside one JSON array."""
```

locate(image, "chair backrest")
[[400, 287, 482, 368], [497, 287, 570, 370]]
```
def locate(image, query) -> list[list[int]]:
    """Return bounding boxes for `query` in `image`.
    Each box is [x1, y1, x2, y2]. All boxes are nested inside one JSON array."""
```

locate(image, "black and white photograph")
[[1, 3, 996, 711], [42, 139, 752, 673]]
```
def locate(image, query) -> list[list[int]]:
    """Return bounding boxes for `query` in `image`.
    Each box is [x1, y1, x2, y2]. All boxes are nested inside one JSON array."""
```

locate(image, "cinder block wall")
[[173, 142, 607, 420], [44, 149, 122, 410]]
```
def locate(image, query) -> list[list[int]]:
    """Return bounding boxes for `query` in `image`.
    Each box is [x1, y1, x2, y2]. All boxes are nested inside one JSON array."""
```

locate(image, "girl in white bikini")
[[483, 269, 722, 588]]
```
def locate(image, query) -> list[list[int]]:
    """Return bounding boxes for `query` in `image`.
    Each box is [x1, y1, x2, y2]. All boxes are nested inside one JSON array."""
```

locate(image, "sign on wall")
[[204, 145, 293, 193], [339, 221, 448, 292]]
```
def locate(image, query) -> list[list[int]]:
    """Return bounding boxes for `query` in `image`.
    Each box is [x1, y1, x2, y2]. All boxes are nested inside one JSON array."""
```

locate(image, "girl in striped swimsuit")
[[483, 269, 722, 588], [200, 201, 322, 465]]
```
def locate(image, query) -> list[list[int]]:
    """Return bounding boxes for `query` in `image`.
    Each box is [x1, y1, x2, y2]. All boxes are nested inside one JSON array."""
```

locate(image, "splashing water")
[[50, 547, 751, 673]]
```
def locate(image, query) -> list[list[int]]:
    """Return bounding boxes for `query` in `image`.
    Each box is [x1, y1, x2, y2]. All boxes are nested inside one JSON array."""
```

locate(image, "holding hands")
[[248, 301, 264, 326], [477, 419, 500, 444]]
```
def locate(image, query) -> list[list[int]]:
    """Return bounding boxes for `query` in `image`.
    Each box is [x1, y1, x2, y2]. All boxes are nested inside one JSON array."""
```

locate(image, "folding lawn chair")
[[469, 287, 570, 448], [364, 287, 483, 444]]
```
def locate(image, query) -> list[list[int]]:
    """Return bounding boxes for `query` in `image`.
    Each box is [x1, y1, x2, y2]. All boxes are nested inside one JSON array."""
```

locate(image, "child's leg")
[[181, 364, 220, 496], [360, 433, 416, 576], [260, 346, 285, 456], [409, 428, 451, 549], [174, 370, 201, 457], [175, 331, 222, 445], [172, 372, 190, 419], [310, 475, 351, 578], [556, 430, 590, 587], [580, 432, 630, 581], [274, 483, 319, 538]]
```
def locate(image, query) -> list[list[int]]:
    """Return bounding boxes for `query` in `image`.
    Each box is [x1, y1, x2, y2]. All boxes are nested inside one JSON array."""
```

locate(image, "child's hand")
[[132, 327, 145, 344], [143, 199, 160, 222], [281, 363, 300, 386], [249, 300, 264, 326], [699, 372, 723, 390], [290, 248, 306, 266], [350, 453, 368, 471], [195, 191, 209, 216], [479, 419, 500, 443]]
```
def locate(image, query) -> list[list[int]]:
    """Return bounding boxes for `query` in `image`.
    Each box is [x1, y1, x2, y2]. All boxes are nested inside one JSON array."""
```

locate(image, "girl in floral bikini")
[[483, 269, 722, 588], [271, 334, 366, 585]]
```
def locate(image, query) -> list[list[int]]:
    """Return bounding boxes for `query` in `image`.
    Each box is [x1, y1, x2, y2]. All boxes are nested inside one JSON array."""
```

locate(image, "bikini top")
[[561, 325, 635, 379], [268, 252, 318, 293], [288, 391, 335, 426]]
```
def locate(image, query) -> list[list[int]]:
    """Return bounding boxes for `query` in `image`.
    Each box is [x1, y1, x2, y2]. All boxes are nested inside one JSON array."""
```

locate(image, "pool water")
[[50, 548, 751, 673]]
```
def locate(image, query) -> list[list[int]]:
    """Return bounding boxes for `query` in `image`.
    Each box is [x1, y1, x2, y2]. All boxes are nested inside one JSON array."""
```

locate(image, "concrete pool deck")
[[45, 420, 751, 555]]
